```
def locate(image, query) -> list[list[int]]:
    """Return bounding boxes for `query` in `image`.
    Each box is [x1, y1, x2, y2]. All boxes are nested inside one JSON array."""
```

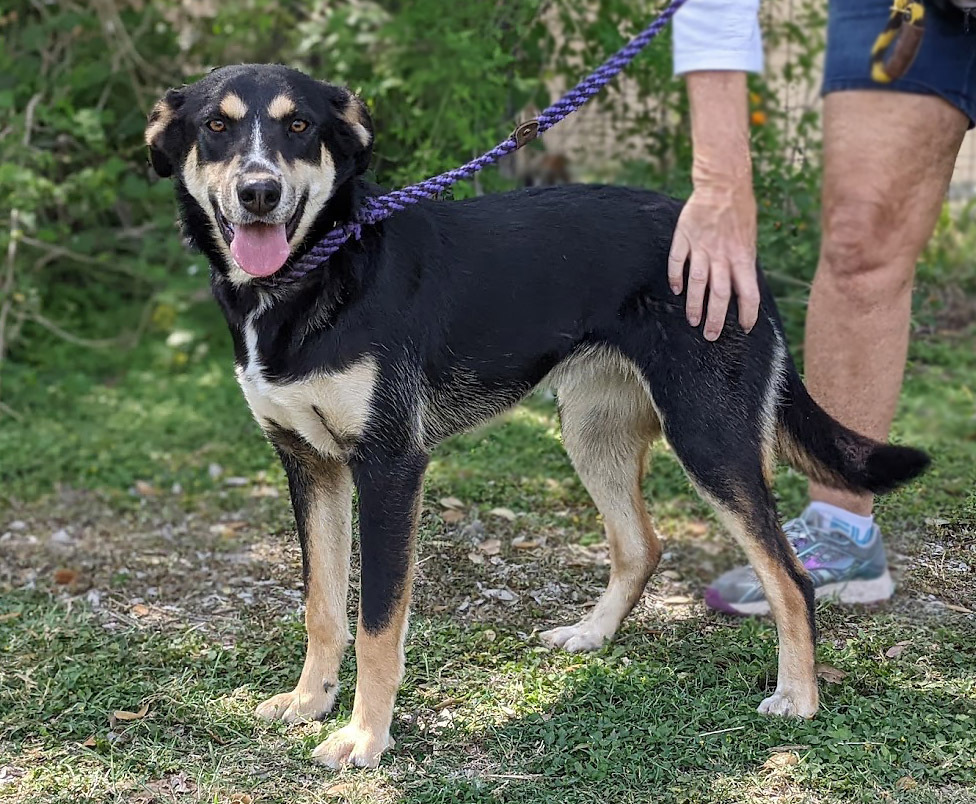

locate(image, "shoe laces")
[[783, 516, 816, 553]]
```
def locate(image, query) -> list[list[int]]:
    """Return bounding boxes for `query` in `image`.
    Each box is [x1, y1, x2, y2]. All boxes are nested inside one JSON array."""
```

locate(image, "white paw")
[[256, 684, 338, 724], [312, 723, 394, 769], [757, 689, 818, 719], [539, 623, 609, 653]]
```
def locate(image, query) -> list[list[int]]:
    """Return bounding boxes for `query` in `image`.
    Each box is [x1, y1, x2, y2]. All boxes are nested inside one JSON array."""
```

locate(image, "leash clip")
[[513, 119, 540, 148]]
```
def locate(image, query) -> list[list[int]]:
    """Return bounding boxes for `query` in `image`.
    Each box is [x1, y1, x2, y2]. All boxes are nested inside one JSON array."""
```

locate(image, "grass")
[[1, 252, 975, 803]]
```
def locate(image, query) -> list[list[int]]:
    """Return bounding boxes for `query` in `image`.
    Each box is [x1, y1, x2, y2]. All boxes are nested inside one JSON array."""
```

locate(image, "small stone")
[[460, 521, 485, 541], [50, 528, 73, 544]]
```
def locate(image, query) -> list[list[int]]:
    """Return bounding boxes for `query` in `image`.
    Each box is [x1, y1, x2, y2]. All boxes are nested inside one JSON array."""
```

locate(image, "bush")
[[0, 0, 853, 399]]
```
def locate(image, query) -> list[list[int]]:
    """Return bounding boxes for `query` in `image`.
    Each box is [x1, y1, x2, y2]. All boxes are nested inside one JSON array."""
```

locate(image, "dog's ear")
[[328, 88, 373, 176], [144, 87, 188, 179]]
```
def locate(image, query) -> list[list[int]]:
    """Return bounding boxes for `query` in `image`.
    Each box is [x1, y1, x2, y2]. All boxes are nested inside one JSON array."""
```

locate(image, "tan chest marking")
[[236, 319, 377, 458]]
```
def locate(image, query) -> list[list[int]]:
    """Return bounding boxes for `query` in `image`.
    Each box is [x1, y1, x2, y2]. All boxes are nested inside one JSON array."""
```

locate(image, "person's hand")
[[668, 179, 759, 341]]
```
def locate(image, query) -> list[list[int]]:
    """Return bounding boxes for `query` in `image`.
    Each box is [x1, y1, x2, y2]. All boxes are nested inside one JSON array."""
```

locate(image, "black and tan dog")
[[145, 64, 928, 768]]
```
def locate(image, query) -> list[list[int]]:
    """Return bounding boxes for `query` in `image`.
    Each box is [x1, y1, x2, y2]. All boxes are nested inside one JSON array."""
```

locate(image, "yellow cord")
[[871, 0, 925, 84]]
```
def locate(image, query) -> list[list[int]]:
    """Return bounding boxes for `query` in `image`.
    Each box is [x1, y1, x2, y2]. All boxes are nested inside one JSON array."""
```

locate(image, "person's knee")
[[819, 195, 917, 308]]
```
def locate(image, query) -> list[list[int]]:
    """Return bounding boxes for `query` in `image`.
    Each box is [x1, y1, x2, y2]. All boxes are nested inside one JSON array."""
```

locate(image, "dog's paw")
[[539, 623, 609, 653], [757, 689, 818, 719], [256, 685, 338, 724], [312, 724, 394, 769]]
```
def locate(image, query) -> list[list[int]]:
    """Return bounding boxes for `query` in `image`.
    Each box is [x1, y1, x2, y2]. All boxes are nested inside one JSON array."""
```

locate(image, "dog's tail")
[[775, 357, 929, 495]]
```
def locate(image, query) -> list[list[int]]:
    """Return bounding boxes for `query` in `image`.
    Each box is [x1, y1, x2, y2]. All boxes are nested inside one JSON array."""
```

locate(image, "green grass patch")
[[1, 262, 974, 804], [2, 591, 974, 803]]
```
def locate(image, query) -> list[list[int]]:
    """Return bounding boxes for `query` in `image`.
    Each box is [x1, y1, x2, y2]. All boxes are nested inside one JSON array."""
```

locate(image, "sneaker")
[[704, 508, 895, 616]]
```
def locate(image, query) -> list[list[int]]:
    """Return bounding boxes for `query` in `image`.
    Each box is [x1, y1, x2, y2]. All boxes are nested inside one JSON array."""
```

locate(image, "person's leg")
[[705, 90, 966, 616], [806, 90, 967, 515]]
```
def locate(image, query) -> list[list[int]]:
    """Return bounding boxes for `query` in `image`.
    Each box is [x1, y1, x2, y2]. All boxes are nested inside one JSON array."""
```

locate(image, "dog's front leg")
[[257, 451, 353, 723], [313, 450, 427, 769]]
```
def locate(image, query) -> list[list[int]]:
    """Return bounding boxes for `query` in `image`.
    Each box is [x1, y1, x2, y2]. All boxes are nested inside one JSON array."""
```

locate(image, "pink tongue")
[[230, 223, 290, 277]]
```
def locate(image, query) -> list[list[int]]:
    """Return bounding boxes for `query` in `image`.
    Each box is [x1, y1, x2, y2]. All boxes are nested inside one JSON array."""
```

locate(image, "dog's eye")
[[289, 119, 309, 134], [206, 119, 227, 133]]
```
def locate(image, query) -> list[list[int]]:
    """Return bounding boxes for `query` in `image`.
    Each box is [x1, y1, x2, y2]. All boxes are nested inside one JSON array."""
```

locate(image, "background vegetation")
[[0, 1, 973, 803]]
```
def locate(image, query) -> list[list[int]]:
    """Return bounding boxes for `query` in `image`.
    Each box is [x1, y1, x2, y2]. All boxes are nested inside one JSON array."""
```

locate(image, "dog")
[[145, 64, 929, 769]]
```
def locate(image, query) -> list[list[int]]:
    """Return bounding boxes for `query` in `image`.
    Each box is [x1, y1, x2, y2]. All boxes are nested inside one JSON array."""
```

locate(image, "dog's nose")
[[237, 178, 281, 216]]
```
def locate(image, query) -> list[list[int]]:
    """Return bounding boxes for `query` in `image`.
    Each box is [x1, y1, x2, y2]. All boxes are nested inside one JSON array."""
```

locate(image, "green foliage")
[[0, 0, 972, 502], [0, 0, 831, 388], [292, 0, 551, 188]]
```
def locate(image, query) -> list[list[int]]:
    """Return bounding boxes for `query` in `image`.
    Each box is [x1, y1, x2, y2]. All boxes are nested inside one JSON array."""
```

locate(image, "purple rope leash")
[[287, 0, 687, 281]]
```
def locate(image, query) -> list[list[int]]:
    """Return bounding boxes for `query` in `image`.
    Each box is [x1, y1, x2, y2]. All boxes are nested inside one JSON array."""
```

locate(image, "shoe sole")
[[705, 570, 895, 617]]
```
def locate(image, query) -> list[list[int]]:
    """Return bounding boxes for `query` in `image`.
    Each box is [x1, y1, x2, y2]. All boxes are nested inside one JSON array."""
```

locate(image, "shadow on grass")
[[387, 610, 976, 804], [3, 588, 974, 804]]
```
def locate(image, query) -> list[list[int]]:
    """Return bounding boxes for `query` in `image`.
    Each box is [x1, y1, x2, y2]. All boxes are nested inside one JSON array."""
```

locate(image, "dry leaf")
[[816, 663, 848, 684], [478, 538, 502, 556], [442, 509, 465, 524], [663, 595, 692, 605], [130, 603, 150, 618], [945, 603, 973, 614], [467, 551, 484, 565], [150, 773, 195, 795], [439, 496, 465, 510], [0, 766, 26, 786], [209, 520, 250, 537], [324, 781, 354, 798], [134, 480, 158, 497], [81, 735, 97, 748], [482, 587, 517, 603], [488, 507, 517, 521], [885, 640, 911, 659], [483, 629, 496, 642], [762, 752, 799, 771], [0, 611, 21, 622], [511, 536, 541, 550], [113, 702, 150, 721], [895, 776, 917, 791], [229, 795, 253, 804], [53, 568, 78, 585]]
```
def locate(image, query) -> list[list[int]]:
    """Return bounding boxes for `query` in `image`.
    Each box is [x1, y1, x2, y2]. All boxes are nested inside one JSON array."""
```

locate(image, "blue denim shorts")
[[823, 0, 976, 124]]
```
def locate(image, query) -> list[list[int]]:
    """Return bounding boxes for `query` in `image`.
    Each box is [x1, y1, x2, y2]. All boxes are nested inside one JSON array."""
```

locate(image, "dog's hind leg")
[[313, 450, 427, 769], [541, 359, 662, 652], [711, 485, 819, 718], [257, 446, 353, 723], [641, 346, 819, 718]]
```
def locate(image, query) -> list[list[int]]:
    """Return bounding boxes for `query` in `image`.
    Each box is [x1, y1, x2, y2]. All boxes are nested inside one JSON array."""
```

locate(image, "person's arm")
[[669, 0, 762, 341]]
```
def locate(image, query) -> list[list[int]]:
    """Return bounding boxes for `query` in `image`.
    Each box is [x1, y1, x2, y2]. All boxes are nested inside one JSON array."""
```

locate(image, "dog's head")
[[145, 64, 372, 283]]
